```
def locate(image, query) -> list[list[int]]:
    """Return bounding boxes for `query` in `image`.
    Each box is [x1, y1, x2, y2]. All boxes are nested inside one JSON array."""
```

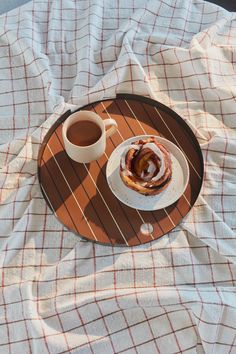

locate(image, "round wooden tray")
[[38, 94, 204, 246]]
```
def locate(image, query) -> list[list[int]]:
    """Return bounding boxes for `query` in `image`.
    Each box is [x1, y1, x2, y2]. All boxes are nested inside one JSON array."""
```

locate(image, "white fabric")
[[0, 0, 236, 353]]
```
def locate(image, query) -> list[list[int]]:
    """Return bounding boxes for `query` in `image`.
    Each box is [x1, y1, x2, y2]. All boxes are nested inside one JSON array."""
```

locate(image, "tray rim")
[[37, 93, 204, 247]]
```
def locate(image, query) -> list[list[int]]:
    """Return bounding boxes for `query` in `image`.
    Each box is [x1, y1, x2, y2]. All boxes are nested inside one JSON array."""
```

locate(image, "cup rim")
[[62, 111, 104, 149]]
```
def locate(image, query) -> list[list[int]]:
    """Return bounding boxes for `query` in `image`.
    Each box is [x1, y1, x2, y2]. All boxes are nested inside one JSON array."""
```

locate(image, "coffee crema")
[[66, 120, 102, 146]]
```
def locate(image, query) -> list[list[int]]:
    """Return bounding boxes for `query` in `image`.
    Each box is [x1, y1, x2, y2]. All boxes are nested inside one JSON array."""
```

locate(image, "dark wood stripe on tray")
[[56, 117, 142, 246], [55, 126, 131, 245], [42, 142, 98, 241], [54, 128, 112, 244], [40, 157, 80, 234], [38, 95, 204, 246], [97, 100, 166, 237], [93, 100, 164, 239]]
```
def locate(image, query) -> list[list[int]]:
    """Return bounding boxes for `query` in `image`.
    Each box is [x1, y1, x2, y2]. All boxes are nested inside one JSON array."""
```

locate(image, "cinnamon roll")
[[120, 137, 172, 196]]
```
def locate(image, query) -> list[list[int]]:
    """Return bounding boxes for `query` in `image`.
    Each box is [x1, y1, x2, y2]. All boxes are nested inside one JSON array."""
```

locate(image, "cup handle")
[[104, 119, 118, 138]]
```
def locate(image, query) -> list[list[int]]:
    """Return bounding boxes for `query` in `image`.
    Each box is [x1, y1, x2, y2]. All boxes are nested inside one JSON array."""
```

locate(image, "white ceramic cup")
[[62, 110, 118, 163]]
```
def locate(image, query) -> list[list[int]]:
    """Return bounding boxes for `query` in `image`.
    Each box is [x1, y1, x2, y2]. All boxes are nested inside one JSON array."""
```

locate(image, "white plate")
[[106, 135, 189, 211]]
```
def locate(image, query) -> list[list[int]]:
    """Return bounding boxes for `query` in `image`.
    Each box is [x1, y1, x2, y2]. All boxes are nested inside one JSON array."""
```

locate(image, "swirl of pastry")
[[120, 137, 172, 196]]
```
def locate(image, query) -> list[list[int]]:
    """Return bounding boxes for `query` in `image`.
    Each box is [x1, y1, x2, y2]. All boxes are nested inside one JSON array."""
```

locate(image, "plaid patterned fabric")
[[0, 0, 236, 353]]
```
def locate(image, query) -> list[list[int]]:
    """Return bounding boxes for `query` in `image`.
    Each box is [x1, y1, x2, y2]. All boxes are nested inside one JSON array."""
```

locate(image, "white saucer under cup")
[[106, 135, 190, 211]]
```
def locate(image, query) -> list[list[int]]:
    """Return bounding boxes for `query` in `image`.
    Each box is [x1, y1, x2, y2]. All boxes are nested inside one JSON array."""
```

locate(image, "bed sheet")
[[0, 0, 236, 353]]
